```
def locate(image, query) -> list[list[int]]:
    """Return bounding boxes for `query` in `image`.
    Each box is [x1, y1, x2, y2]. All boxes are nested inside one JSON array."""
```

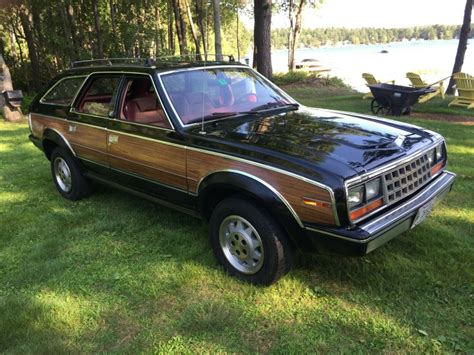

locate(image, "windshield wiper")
[[187, 111, 261, 124], [250, 102, 299, 112]]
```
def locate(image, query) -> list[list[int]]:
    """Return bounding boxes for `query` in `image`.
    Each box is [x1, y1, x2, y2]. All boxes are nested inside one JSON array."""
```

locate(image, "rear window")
[[41, 76, 86, 106]]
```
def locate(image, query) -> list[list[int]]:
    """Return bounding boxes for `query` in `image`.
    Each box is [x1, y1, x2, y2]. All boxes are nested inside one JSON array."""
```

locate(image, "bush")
[[272, 71, 313, 85], [272, 71, 351, 89]]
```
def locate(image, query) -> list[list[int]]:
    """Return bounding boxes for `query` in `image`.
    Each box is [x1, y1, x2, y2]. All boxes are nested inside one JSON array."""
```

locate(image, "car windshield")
[[160, 67, 296, 125]]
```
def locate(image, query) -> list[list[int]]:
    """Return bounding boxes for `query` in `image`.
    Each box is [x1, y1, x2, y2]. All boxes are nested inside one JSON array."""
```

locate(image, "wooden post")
[[0, 54, 23, 122]]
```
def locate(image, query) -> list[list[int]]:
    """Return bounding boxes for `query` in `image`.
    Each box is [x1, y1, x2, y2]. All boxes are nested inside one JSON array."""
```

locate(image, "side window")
[[77, 76, 121, 117], [41, 77, 86, 106], [119, 76, 171, 129]]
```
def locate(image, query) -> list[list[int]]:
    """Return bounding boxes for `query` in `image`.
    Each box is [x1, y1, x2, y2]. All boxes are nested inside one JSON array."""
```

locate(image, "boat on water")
[[295, 58, 331, 73]]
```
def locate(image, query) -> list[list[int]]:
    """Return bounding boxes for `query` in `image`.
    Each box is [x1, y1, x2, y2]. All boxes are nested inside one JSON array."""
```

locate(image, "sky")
[[255, 0, 470, 29]]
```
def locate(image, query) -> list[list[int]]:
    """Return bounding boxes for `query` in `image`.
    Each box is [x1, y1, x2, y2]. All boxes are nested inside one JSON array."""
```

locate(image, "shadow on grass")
[[0, 294, 78, 353]]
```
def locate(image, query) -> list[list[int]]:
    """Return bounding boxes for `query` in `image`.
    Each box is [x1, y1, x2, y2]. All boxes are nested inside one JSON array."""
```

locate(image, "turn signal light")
[[431, 161, 444, 175], [350, 198, 383, 221]]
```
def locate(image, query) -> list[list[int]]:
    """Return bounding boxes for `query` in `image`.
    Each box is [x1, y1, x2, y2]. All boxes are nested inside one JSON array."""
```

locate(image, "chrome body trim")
[[44, 127, 78, 157], [344, 138, 446, 224], [345, 138, 444, 187], [196, 169, 305, 228], [39, 75, 88, 106], [31, 113, 340, 227], [362, 171, 455, 234], [80, 157, 189, 194], [186, 146, 340, 226], [307, 171, 455, 243], [32, 112, 107, 131], [67, 71, 175, 130]]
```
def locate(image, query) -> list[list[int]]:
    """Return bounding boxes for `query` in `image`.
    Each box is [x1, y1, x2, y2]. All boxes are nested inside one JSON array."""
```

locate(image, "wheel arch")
[[42, 128, 76, 160], [197, 170, 304, 248]]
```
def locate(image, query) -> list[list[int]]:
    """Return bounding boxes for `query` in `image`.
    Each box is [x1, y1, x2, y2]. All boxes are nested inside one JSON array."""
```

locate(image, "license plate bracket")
[[411, 199, 435, 229]]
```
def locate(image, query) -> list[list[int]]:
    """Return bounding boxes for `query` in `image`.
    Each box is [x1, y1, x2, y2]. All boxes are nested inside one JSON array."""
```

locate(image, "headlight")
[[428, 148, 436, 165], [435, 143, 443, 161], [366, 178, 382, 200], [347, 185, 364, 208], [347, 178, 384, 222]]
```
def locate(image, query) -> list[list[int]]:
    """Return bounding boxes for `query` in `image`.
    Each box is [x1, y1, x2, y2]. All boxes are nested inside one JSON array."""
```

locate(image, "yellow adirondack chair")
[[449, 72, 474, 109], [362, 73, 394, 99], [406, 72, 445, 103]]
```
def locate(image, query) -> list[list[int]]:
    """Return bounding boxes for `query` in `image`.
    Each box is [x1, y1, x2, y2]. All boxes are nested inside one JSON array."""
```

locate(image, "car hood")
[[187, 107, 437, 178]]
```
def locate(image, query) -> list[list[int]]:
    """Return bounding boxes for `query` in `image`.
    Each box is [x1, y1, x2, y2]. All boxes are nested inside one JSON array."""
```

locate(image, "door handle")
[[68, 125, 77, 133], [108, 134, 119, 145]]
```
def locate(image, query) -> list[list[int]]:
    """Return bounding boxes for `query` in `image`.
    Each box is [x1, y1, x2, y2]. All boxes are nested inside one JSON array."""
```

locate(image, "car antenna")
[[199, 55, 207, 135], [199, 4, 210, 136]]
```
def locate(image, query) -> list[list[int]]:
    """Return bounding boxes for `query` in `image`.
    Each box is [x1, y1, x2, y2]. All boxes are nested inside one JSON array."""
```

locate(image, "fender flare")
[[197, 170, 304, 244], [42, 128, 77, 158]]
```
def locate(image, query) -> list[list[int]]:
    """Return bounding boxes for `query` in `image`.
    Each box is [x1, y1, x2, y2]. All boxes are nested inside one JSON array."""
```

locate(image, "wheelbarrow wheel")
[[371, 98, 391, 115]]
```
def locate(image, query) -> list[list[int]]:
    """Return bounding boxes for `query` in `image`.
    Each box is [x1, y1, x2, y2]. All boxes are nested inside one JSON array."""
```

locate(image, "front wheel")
[[50, 147, 91, 201], [209, 197, 293, 285]]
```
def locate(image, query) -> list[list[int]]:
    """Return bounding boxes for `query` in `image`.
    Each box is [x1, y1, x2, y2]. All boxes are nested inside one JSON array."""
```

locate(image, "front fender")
[[197, 170, 309, 249]]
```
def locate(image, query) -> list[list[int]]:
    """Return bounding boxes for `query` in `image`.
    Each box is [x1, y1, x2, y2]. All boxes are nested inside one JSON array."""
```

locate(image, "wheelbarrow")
[[368, 83, 436, 116]]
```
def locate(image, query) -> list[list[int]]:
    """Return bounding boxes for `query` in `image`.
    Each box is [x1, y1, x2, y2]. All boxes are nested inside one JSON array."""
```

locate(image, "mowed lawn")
[[1, 90, 473, 353]]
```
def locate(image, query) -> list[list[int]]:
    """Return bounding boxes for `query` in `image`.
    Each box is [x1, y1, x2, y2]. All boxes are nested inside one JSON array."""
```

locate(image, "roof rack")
[[70, 54, 236, 68]]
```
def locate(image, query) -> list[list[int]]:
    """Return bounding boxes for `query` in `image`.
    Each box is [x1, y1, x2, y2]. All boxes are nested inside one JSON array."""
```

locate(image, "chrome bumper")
[[304, 171, 456, 255]]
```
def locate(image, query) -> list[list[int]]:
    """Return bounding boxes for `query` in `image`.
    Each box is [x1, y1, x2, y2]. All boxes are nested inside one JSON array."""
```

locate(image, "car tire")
[[50, 146, 91, 201], [209, 197, 293, 286]]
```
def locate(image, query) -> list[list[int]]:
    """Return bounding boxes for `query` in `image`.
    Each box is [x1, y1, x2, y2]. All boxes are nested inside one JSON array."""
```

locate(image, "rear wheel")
[[209, 197, 293, 285], [50, 147, 91, 200]]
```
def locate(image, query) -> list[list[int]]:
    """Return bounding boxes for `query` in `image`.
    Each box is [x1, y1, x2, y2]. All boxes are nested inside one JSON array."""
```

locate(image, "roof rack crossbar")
[[70, 54, 236, 68]]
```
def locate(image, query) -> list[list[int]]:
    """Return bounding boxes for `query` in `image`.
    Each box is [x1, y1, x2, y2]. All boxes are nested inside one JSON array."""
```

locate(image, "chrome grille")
[[384, 153, 432, 204]]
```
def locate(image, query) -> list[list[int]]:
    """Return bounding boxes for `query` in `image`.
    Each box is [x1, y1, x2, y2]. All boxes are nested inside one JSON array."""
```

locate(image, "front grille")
[[384, 153, 432, 204]]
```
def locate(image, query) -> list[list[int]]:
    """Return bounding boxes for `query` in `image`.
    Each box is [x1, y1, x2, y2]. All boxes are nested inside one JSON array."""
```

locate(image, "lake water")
[[271, 39, 474, 92]]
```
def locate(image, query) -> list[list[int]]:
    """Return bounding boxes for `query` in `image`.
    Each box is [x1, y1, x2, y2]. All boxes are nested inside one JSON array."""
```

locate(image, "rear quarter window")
[[41, 76, 86, 106]]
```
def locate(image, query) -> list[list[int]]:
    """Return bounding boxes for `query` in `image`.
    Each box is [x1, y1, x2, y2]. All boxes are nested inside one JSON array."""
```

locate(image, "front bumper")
[[304, 171, 456, 256]]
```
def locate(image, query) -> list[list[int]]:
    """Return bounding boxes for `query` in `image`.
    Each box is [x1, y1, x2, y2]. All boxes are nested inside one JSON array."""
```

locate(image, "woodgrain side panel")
[[107, 133, 187, 190], [31, 114, 108, 165], [187, 150, 335, 225]]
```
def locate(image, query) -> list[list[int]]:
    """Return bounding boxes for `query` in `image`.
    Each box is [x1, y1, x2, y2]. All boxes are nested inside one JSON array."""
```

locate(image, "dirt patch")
[[410, 112, 474, 125]]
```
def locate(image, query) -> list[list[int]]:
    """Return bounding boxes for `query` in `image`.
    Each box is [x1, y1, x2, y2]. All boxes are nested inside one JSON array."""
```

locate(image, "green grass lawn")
[[1, 91, 473, 353]]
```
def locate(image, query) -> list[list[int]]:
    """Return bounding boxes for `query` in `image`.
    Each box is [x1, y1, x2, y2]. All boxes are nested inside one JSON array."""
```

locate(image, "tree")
[[287, 0, 304, 70], [92, 0, 104, 58], [184, 0, 201, 58], [1, 54, 23, 122], [212, 0, 223, 60], [446, 0, 472, 94], [253, 0, 273, 79]]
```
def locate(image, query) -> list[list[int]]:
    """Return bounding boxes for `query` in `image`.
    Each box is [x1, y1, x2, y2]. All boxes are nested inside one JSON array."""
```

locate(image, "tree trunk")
[[109, 0, 118, 55], [212, 0, 222, 60], [92, 0, 104, 58], [60, 1, 78, 60], [236, 9, 240, 61], [155, 5, 163, 56], [195, 0, 208, 56], [254, 0, 273, 78], [446, 0, 472, 94], [0, 54, 23, 122], [18, 5, 41, 91], [184, 0, 201, 59], [168, 0, 175, 53], [288, 0, 305, 71], [172, 0, 187, 55]]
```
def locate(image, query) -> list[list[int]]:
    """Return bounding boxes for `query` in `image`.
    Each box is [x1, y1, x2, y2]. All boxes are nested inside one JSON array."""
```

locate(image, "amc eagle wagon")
[[28, 57, 456, 285]]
